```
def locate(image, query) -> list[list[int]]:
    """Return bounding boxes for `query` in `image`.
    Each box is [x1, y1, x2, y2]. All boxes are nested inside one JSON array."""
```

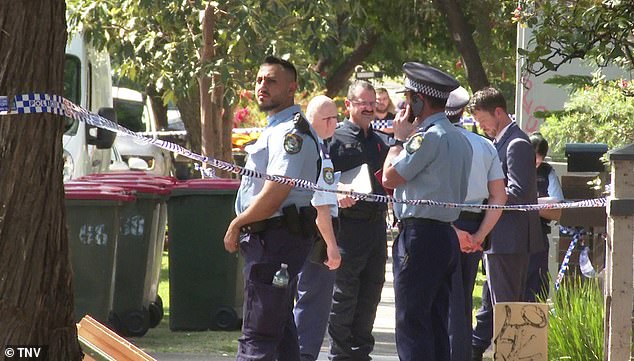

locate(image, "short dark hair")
[[530, 132, 549, 157], [423, 95, 448, 109], [262, 56, 297, 82], [468, 87, 507, 114]]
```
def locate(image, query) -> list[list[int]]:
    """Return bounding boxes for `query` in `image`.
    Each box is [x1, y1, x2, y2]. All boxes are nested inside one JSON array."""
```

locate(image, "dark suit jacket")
[[487, 123, 544, 254]]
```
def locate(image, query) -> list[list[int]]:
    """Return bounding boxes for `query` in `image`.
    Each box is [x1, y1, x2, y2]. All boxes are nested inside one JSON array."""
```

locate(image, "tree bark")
[[325, 32, 379, 98], [176, 86, 201, 155], [434, 0, 490, 92], [0, 1, 82, 360], [199, 3, 230, 177], [146, 85, 168, 130], [221, 99, 234, 178]]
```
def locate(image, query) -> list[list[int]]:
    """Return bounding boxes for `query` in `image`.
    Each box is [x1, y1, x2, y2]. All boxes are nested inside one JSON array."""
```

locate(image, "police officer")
[[525, 132, 563, 302], [294, 95, 341, 361], [445, 87, 507, 361], [224, 56, 321, 361], [327, 80, 389, 360], [382, 63, 472, 361]]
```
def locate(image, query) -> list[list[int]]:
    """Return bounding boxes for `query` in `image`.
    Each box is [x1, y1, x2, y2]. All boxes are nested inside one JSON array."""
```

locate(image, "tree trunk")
[[146, 85, 168, 130], [221, 99, 234, 178], [0, 1, 82, 360], [434, 0, 490, 92], [199, 3, 231, 178], [176, 86, 201, 155], [325, 32, 379, 97]]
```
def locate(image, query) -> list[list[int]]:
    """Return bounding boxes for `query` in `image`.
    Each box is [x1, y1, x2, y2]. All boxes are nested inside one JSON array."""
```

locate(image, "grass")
[[544, 277, 604, 361], [130, 251, 241, 355]]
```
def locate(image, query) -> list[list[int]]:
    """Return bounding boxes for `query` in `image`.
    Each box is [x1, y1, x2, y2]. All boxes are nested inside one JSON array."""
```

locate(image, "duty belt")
[[397, 217, 450, 231], [240, 216, 285, 234]]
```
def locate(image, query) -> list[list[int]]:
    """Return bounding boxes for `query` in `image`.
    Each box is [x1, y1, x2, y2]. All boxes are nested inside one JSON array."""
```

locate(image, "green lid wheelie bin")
[[65, 184, 135, 326], [82, 173, 173, 337], [168, 178, 243, 331]]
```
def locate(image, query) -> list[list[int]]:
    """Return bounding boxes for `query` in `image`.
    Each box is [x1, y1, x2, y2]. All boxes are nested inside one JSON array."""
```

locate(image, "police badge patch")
[[323, 167, 335, 184], [405, 133, 424, 154], [284, 133, 303, 154]]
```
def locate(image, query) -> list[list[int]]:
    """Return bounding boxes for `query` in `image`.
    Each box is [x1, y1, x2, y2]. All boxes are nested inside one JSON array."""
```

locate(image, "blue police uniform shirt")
[[456, 126, 505, 211], [235, 105, 320, 217], [547, 167, 564, 201], [391, 112, 472, 222], [312, 140, 338, 217]]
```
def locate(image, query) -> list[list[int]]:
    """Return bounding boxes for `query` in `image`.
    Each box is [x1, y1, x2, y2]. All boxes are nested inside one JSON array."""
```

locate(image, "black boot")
[[471, 346, 484, 361]]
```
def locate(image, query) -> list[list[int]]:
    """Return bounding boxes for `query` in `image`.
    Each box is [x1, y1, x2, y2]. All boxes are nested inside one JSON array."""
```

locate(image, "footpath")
[[151, 238, 492, 360]]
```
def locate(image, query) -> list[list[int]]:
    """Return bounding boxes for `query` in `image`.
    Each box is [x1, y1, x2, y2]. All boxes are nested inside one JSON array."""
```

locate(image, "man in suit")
[[468, 87, 543, 361]]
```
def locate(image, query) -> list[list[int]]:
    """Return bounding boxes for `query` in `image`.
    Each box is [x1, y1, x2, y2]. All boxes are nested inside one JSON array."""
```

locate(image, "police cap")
[[396, 62, 459, 100], [445, 86, 470, 116]]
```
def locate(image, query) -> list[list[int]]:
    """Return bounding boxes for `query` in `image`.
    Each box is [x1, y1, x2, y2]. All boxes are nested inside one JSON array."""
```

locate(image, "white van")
[[63, 34, 126, 181], [112, 87, 173, 176]]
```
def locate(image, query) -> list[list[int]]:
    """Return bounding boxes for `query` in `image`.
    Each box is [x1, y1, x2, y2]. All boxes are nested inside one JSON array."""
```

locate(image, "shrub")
[[543, 277, 604, 361], [540, 79, 634, 160]]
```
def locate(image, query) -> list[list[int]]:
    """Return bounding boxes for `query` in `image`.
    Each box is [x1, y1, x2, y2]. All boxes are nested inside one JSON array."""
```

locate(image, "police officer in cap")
[[382, 62, 472, 361], [224, 56, 321, 360]]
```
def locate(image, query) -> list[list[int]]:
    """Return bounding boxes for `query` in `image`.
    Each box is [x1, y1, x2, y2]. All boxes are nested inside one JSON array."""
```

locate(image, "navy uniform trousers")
[[238, 226, 313, 361], [393, 219, 459, 361], [328, 216, 387, 360], [448, 219, 483, 361], [294, 259, 336, 361]]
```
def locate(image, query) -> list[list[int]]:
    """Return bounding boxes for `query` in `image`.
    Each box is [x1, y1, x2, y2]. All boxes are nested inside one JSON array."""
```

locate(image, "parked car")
[[112, 86, 173, 176]]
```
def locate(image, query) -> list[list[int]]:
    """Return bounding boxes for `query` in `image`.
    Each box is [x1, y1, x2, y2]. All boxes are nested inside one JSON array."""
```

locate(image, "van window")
[[114, 98, 146, 132], [64, 55, 81, 135]]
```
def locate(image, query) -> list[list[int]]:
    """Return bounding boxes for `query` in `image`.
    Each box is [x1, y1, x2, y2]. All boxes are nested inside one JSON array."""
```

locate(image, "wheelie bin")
[[65, 184, 135, 326], [81, 173, 173, 337], [83, 172, 176, 329], [167, 178, 243, 331]]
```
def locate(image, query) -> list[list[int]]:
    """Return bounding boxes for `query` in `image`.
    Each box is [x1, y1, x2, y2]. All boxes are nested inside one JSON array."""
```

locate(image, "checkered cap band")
[[372, 119, 393, 130], [405, 78, 452, 99], [445, 108, 463, 117]]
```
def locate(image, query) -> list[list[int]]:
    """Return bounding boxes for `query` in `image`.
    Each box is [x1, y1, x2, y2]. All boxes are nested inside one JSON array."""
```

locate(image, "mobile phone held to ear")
[[408, 94, 424, 123]]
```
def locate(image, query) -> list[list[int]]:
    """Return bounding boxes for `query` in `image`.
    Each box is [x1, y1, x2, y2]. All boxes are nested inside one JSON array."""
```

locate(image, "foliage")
[[516, 0, 634, 76], [540, 77, 634, 159], [66, 0, 334, 105], [232, 90, 265, 129], [67, 0, 519, 101], [542, 277, 604, 361]]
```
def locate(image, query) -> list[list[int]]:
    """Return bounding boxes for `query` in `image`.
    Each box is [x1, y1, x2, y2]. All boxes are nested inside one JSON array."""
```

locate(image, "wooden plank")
[[605, 152, 634, 361], [77, 316, 156, 361]]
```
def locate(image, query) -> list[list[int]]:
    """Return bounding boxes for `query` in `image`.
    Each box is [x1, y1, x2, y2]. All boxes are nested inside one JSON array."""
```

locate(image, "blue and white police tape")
[[0, 92, 607, 212], [554, 226, 604, 290]]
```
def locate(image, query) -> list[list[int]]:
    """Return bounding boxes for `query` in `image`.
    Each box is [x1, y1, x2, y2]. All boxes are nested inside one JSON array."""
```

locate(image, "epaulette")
[[293, 113, 310, 134]]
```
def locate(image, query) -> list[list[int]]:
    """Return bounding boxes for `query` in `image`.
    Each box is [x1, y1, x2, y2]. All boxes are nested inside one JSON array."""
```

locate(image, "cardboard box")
[[493, 302, 549, 361]]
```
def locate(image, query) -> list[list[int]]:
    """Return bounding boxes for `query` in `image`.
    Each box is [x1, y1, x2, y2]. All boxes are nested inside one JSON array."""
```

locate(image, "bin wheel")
[[118, 309, 150, 337], [211, 306, 239, 331], [148, 296, 164, 328]]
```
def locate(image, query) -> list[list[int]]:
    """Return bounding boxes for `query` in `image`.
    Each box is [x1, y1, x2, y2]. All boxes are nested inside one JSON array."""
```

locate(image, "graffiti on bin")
[[121, 215, 145, 237], [79, 224, 109, 246]]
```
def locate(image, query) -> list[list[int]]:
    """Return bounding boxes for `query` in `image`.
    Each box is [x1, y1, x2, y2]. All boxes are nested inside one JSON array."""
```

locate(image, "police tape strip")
[[553, 226, 604, 290], [0, 93, 608, 211]]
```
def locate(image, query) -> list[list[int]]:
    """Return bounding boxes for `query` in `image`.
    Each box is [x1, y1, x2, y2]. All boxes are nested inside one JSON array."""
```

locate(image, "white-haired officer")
[[382, 62, 472, 361]]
